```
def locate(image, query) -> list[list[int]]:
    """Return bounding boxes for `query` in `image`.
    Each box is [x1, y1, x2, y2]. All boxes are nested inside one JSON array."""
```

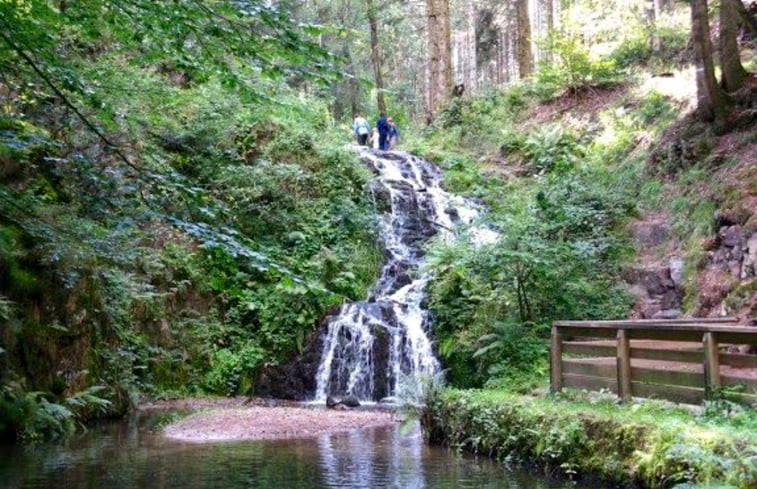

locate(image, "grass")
[[424, 387, 757, 488]]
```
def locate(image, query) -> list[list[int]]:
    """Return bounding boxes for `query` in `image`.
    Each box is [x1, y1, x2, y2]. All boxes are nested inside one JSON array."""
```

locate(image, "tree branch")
[[0, 30, 142, 174]]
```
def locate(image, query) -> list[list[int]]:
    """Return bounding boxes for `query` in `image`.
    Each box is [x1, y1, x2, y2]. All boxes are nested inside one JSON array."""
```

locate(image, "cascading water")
[[314, 149, 493, 402]]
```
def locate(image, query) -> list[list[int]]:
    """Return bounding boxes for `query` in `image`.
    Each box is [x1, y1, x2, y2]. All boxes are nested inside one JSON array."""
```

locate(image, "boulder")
[[652, 309, 682, 319], [340, 395, 361, 408], [741, 233, 757, 279], [719, 225, 743, 248], [669, 257, 684, 289]]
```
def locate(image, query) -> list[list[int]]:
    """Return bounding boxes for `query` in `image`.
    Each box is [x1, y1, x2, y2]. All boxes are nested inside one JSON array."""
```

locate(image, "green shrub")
[[424, 389, 757, 488], [501, 124, 585, 173], [204, 341, 265, 396], [536, 30, 621, 98]]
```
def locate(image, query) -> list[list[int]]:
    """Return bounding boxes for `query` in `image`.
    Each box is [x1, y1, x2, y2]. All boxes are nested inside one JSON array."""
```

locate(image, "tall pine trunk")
[[516, 0, 532, 79], [690, 0, 728, 123], [366, 0, 386, 114], [720, 0, 748, 91], [647, 0, 660, 52], [426, 0, 453, 122]]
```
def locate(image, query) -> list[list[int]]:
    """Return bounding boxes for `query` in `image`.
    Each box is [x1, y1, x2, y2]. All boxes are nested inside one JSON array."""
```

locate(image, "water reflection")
[[0, 413, 581, 489]]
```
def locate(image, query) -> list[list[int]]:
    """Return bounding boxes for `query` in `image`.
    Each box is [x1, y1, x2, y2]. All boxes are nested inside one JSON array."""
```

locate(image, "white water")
[[314, 149, 491, 401]]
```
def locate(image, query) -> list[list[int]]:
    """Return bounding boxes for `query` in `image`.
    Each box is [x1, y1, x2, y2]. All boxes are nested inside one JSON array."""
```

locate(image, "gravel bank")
[[162, 404, 398, 442]]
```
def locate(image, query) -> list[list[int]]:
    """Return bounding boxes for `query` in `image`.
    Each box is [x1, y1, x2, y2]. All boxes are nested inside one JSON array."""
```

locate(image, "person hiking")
[[387, 118, 400, 150], [353, 113, 371, 146], [376, 112, 389, 151]]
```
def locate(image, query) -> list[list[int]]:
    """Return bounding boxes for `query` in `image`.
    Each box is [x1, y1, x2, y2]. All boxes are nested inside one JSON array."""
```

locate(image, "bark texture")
[[720, 0, 749, 91], [426, 0, 453, 121], [366, 0, 386, 113], [516, 0, 532, 78], [690, 0, 727, 123]]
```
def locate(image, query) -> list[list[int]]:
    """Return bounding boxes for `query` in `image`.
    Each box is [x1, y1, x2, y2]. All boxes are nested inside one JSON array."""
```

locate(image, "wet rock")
[[371, 323, 391, 401], [326, 396, 338, 408], [340, 395, 361, 408], [255, 325, 326, 400], [370, 181, 393, 214]]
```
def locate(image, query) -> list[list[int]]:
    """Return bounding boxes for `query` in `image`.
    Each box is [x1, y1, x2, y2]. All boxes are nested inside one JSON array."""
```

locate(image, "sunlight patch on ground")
[[635, 66, 697, 109]]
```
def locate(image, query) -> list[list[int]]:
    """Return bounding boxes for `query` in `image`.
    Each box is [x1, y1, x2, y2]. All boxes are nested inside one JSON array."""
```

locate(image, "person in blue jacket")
[[376, 112, 389, 151], [387, 117, 400, 150]]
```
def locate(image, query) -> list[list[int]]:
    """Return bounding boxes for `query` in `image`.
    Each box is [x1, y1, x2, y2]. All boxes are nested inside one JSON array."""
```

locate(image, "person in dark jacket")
[[376, 113, 389, 151], [387, 118, 400, 150]]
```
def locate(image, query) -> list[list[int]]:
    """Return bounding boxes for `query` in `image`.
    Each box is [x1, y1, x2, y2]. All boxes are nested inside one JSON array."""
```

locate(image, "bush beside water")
[[423, 389, 757, 489]]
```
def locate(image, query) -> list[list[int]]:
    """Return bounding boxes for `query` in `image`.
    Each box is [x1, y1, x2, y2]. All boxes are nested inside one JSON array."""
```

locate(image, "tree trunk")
[[516, 0, 532, 78], [466, 0, 477, 94], [721, 0, 749, 91], [690, 0, 728, 123], [426, 0, 453, 121], [647, 0, 660, 52], [732, 0, 757, 37], [366, 0, 386, 114], [655, 0, 673, 13]]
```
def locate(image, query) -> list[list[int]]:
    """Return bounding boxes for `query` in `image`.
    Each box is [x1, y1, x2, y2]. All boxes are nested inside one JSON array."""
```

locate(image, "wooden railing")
[[550, 318, 757, 405]]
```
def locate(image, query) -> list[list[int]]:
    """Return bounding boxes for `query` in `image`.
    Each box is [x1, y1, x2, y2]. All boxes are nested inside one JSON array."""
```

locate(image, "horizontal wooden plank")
[[563, 342, 616, 357], [628, 330, 704, 342], [722, 375, 757, 392], [563, 373, 617, 393], [730, 393, 757, 406], [716, 332, 757, 345], [558, 327, 618, 339], [631, 382, 705, 405], [563, 360, 616, 378], [556, 318, 738, 327], [632, 366, 704, 388], [555, 323, 754, 337], [631, 348, 702, 364], [720, 352, 757, 368]]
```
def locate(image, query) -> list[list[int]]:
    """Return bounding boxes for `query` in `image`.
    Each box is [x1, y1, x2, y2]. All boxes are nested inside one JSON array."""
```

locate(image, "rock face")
[[624, 264, 683, 319], [254, 326, 325, 400], [624, 217, 684, 319], [625, 210, 757, 319], [698, 224, 757, 317]]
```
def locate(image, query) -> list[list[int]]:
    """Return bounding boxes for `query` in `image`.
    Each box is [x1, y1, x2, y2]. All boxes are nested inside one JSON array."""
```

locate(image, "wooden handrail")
[[555, 318, 738, 326], [549, 318, 756, 405]]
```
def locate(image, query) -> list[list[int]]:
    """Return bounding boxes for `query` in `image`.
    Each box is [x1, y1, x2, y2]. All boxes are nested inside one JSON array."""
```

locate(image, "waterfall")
[[314, 149, 493, 402]]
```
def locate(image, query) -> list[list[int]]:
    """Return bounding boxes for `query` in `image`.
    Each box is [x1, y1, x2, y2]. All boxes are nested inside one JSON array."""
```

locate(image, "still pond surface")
[[0, 411, 588, 489]]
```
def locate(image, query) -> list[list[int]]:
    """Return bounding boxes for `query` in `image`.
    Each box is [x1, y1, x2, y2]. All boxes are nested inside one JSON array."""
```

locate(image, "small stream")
[[0, 412, 584, 489]]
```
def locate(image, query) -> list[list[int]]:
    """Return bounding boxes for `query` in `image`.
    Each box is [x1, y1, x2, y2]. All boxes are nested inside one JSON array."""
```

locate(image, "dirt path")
[[154, 399, 399, 443]]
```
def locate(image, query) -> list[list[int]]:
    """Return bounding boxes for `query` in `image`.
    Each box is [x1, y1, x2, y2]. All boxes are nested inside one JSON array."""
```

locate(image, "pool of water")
[[0, 412, 585, 489]]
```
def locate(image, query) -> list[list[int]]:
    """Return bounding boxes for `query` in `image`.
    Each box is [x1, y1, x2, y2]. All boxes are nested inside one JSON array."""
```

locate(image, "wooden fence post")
[[550, 325, 563, 394], [703, 332, 721, 399], [617, 329, 632, 402]]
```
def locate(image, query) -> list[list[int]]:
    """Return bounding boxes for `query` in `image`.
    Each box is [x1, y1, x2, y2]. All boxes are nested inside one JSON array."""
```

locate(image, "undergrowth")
[[424, 389, 757, 488]]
